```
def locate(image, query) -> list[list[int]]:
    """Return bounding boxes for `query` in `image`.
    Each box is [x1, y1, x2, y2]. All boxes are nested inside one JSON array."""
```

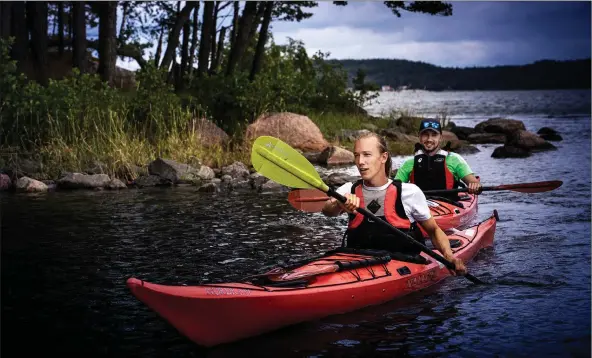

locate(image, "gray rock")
[[260, 180, 287, 192], [57, 173, 111, 189], [198, 182, 219, 192], [134, 175, 172, 187], [106, 178, 127, 190], [0, 174, 11, 191], [148, 158, 201, 183], [221, 161, 250, 180], [250, 173, 268, 191], [15, 176, 48, 192], [491, 145, 531, 158]]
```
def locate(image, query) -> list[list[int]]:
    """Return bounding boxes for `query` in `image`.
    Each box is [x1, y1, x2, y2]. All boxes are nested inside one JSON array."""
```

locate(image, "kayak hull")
[[127, 211, 497, 347]]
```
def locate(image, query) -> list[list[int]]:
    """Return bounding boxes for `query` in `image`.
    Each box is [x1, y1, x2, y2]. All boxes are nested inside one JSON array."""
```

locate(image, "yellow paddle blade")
[[251, 136, 329, 191]]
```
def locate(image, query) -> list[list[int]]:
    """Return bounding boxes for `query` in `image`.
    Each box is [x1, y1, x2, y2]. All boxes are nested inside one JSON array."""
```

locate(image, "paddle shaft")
[[424, 180, 562, 196], [327, 188, 485, 285]]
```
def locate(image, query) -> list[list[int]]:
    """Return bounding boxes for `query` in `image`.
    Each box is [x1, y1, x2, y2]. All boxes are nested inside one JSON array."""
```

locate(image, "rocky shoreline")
[[0, 114, 562, 194]]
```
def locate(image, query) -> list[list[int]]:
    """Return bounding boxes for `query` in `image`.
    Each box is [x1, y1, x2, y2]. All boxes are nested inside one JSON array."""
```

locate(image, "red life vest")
[[345, 180, 425, 255]]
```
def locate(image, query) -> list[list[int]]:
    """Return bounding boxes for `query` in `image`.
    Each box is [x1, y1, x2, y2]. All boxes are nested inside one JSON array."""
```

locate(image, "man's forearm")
[[431, 228, 454, 260]]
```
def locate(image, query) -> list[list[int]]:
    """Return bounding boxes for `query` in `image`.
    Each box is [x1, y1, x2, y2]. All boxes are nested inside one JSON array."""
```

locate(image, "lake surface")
[[2, 89, 590, 357]]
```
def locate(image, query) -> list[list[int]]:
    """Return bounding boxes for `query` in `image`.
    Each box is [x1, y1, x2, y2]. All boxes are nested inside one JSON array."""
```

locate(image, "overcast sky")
[[113, 1, 591, 70]]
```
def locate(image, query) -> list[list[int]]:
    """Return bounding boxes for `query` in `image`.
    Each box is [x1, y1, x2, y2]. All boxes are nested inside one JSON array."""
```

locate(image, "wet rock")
[[57, 173, 111, 189], [250, 173, 268, 191], [260, 180, 287, 192], [324, 173, 360, 187], [491, 145, 531, 158], [0, 174, 12, 191], [221, 174, 233, 182], [148, 158, 202, 183], [318, 146, 355, 167], [106, 178, 127, 190], [379, 129, 417, 143], [134, 175, 172, 187], [537, 127, 563, 141], [15, 177, 48, 192], [221, 161, 250, 180], [506, 130, 557, 152], [196, 165, 215, 180], [450, 126, 475, 140], [302, 151, 323, 164], [467, 133, 507, 144], [474, 117, 526, 135], [198, 182, 219, 192], [245, 112, 330, 152]]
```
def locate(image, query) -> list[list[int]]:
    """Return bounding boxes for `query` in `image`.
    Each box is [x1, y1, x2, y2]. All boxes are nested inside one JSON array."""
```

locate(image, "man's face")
[[419, 130, 441, 152], [354, 137, 387, 180]]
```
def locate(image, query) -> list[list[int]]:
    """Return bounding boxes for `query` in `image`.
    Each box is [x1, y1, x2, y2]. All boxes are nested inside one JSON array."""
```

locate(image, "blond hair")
[[355, 132, 392, 177]]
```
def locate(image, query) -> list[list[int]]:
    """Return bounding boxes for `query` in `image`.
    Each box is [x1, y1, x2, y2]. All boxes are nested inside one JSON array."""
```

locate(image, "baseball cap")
[[418, 119, 442, 134]]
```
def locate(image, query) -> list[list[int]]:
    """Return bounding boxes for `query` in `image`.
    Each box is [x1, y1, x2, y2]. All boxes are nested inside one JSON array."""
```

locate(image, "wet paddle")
[[251, 135, 485, 285], [423, 180, 563, 196]]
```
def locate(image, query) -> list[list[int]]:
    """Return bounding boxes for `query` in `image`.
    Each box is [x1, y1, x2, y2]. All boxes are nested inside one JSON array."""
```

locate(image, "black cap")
[[418, 119, 442, 134]]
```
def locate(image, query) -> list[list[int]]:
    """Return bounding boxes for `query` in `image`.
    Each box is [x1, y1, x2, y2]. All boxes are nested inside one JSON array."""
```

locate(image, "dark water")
[[2, 90, 591, 357]]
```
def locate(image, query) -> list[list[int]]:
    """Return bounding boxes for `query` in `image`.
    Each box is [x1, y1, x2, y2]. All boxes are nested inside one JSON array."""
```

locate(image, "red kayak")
[[427, 192, 478, 231], [127, 211, 497, 347]]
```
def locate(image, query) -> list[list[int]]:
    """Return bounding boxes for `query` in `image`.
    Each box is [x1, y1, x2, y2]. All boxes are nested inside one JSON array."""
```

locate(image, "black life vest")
[[410, 149, 456, 191], [344, 179, 425, 255]]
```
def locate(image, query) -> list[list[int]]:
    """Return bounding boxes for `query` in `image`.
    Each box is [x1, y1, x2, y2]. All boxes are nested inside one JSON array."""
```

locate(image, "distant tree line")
[[334, 58, 592, 91]]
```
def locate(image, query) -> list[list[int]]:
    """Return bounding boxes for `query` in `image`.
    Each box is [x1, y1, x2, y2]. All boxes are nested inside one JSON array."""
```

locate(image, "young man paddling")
[[321, 132, 467, 276], [394, 118, 482, 195]]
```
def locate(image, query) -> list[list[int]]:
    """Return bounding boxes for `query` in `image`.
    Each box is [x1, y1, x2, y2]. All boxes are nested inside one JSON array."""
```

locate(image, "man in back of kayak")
[[394, 118, 482, 196], [321, 132, 467, 276]]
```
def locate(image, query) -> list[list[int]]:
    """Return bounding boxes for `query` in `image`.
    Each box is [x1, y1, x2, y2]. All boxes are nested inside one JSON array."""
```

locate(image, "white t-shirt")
[[335, 179, 432, 223]]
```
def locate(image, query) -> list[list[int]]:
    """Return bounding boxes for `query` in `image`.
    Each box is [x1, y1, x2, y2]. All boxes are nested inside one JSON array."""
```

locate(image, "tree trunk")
[[98, 2, 117, 85], [209, 1, 219, 71], [0, 2, 12, 40], [72, 1, 87, 73], [247, 3, 266, 46], [177, 17, 190, 90], [187, 1, 200, 77], [26, 1, 49, 86], [212, 26, 226, 72], [159, 2, 196, 71], [154, 24, 164, 67], [10, 2, 27, 73], [225, 1, 258, 76], [230, 1, 239, 48], [249, 2, 273, 82], [58, 2, 64, 55], [197, 1, 214, 77], [118, 1, 129, 43]]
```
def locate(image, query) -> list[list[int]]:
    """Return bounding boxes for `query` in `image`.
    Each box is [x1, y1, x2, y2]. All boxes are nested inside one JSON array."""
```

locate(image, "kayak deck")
[[429, 192, 478, 230], [127, 210, 497, 348]]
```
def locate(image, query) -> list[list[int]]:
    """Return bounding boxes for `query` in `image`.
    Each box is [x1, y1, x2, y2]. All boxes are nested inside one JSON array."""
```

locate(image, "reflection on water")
[[2, 91, 590, 357]]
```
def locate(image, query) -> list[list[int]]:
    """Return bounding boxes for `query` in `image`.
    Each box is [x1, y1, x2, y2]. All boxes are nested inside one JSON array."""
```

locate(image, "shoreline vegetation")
[[0, 2, 568, 194]]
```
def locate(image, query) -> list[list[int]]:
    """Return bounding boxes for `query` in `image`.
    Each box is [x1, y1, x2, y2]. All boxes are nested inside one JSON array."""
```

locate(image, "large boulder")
[[450, 126, 475, 140], [245, 112, 330, 152], [467, 133, 507, 144], [491, 146, 531, 158], [506, 130, 557, 152], [317, 146, 355, 166], [189, 118, 230, 147], [537, 127, 563, 142], [474, 118, 526, 135]]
